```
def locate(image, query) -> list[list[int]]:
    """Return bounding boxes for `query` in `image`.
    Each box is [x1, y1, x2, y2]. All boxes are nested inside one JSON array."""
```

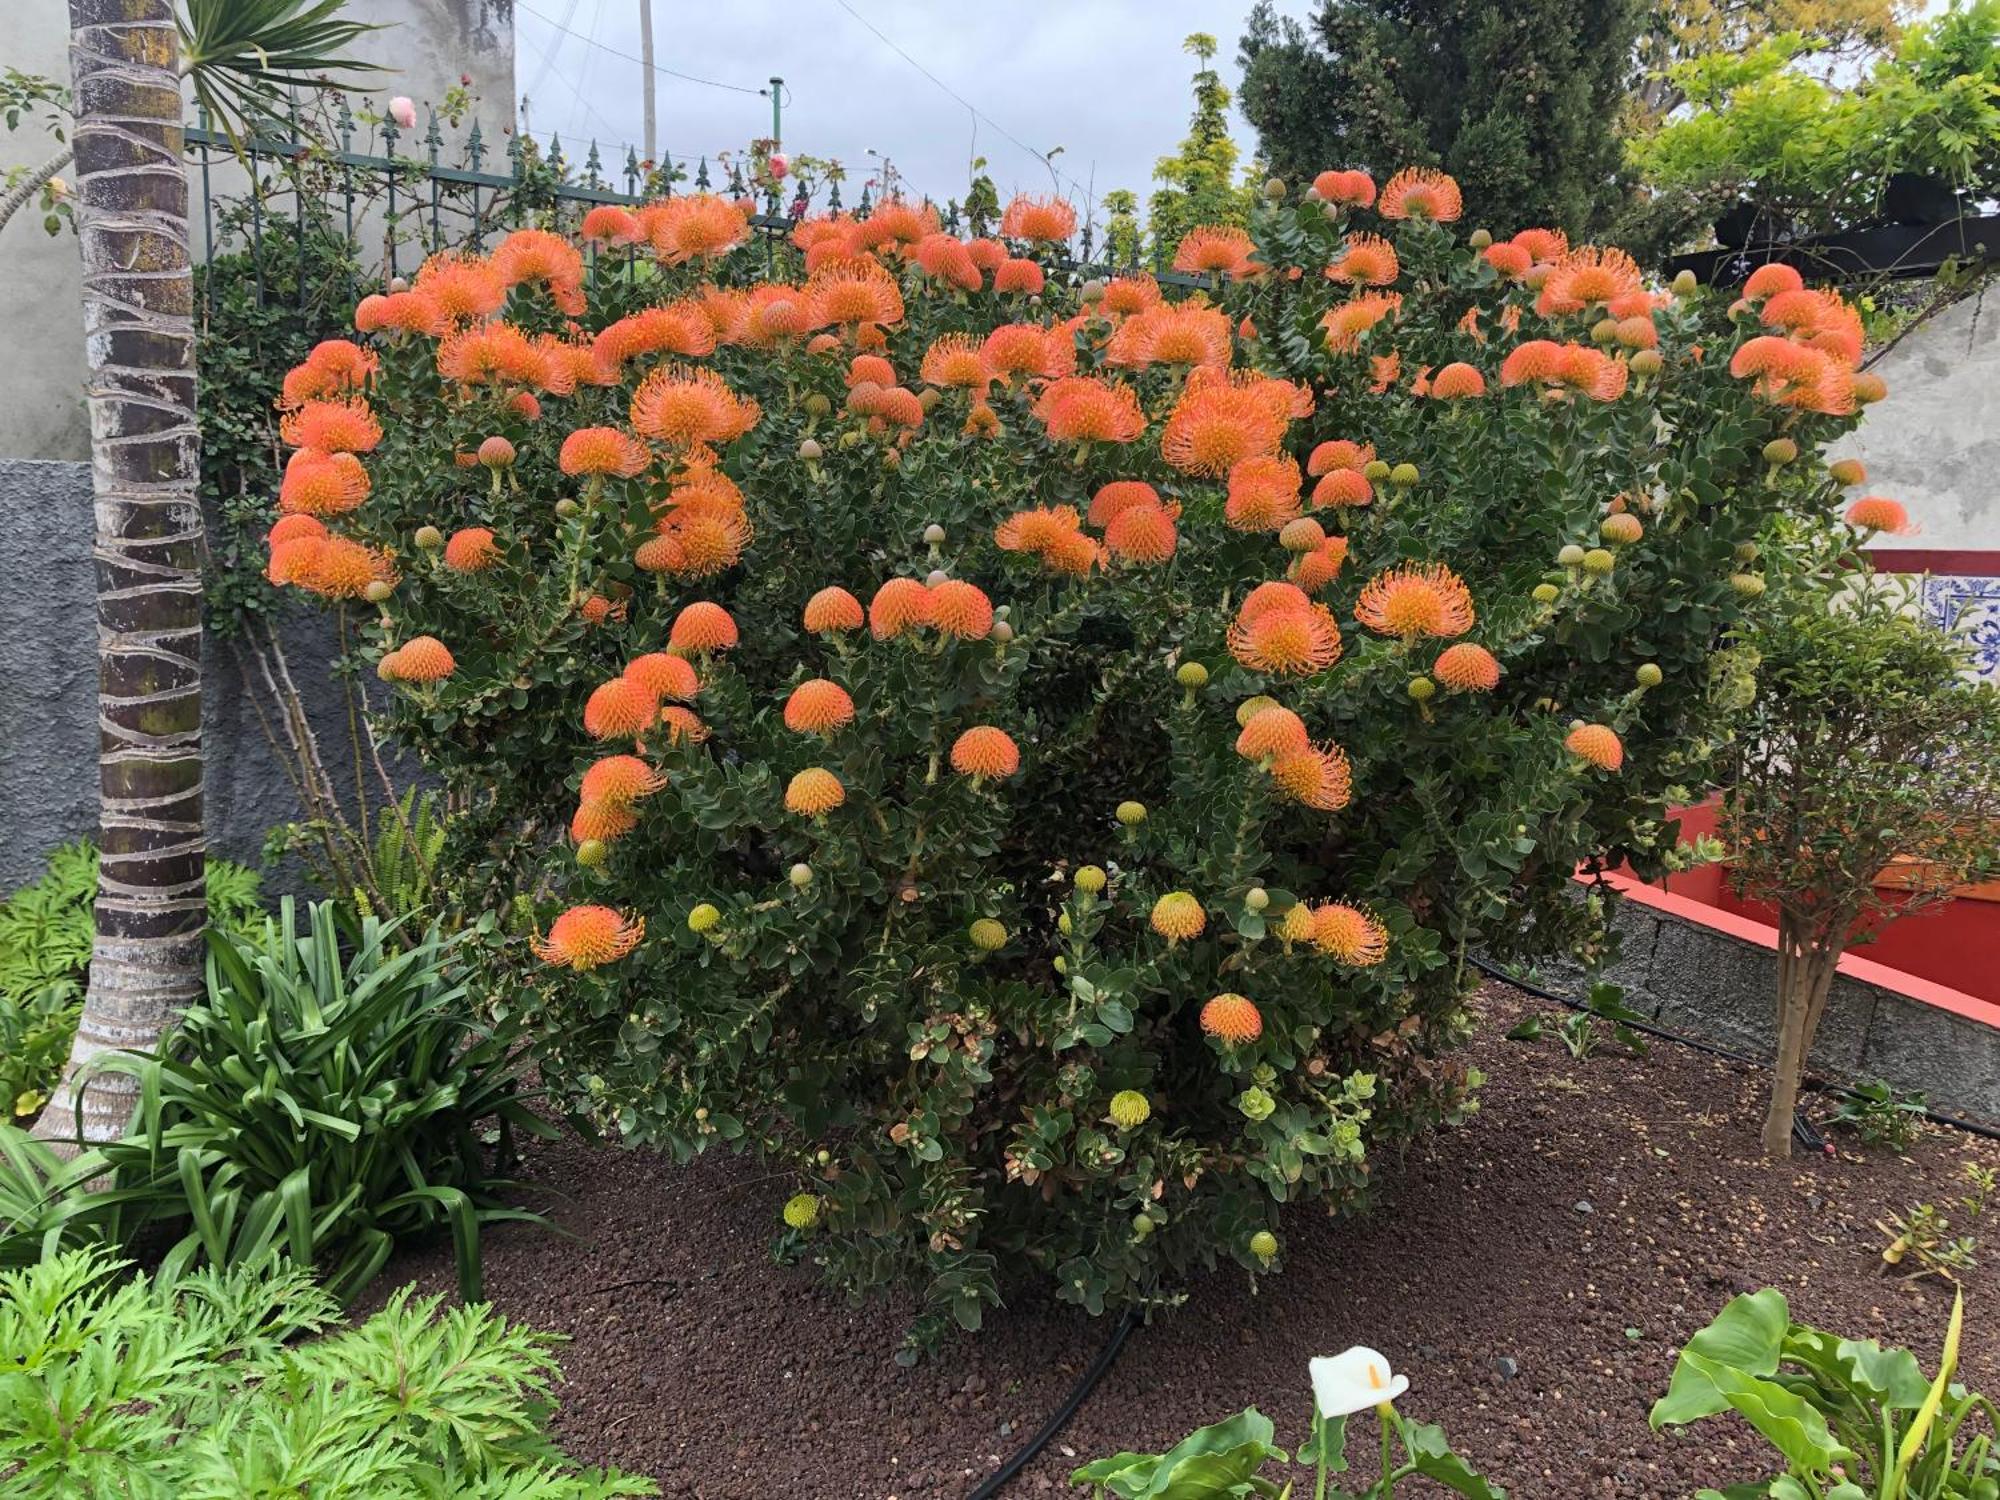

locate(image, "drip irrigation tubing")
[[966, 1308, 1136, 1499], [1466, 953, 2000, 1144]]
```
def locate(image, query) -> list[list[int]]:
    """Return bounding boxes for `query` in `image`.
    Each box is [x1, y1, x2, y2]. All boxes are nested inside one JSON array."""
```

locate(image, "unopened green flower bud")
[[992, 620, 1015, 643], [363, 579, 394, 603], [555, 497, 580, 519], [414, 525, 444, 551], [1582, 548, 1616, 576], [1468, 228, 1493, 249], [804, 392, 832, 417], [1730, 572, 1766, 597], [1763, 437, 1798, 466], [1591, 317, 1620, 345], [1363, 459, 1391, 482], [1235, 695, 1280, 728], [1630, 349, 1663, 377], [1176, 661, 1209, 688], [1408, 676, 1436, 702], [1109, 1090, 1152, 1129], [969, 918, 1007, 951], [1116, 800, 1147, 827], [1132, 1213, 1155, 1237], [923, 523, 946, 545], [1075, 865, 1108, 895], [1557, 544, 1586, 568], [1671, 269, 1699, 296], [1245, 887, 1270, 912], [1390, 462, 1419, 488], [687, 902, 721, 934], [782, 1193, 821, 1230], [1734, 541, 1760, 562], [1532, 582, 1561, 604], [576, 839, 607, 868], [1263, 176, 1287, 201], [797, 437, 823, 460], [1636, 663, 1663, 688], [1249, 1230, 1279, 1261], [1058, 911, 1073, 935], [1081, 278, 1106, 303], [789, 862, 814, 888]]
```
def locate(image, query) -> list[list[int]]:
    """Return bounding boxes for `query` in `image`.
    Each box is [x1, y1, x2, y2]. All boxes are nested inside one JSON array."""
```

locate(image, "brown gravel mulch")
[[371, 982, 2000, 1498]]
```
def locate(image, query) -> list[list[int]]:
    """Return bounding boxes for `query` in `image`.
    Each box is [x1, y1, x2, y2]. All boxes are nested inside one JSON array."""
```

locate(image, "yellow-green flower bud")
[[1468, 228, 1492, 249], [1116, 800, 1147, 827], [1591, 317, 1620, 345], [782, 1193, 822, 1230], [1730, 572, 1766, 597], [803, 392, 832, 417], [1235, 694, 1281, 728], [1108, 1090, 1151, 1129], [555, 498, 580, 519], [1407, 676, 1436, 702], [1176, 661, 1210, 688], [798, 437, 824, 461], [1363, 459, 1391, 482], [1532, 582, 1560, 604], [1058, 911, 1073, 936], [1762, 438, 1797, 466], [1557, 544, 1586, 568], [1582, 548, 1616, 576], [1630, 349, 1663, 377], [1075, 865, 1108, 895], [969, 918, 1007, 951], [363, 579, 394, 603], [1635, 663, 1663, 688], [1249, 1230, 1279, 1261], [687, 902, 721, 934], [789, 862, 814, 888], [576, 839, 607, 868], [923, 523, 946, 545], [1245, 887, 1270, 912], [1262, 176, 1287, 201], [1132, 1213, 1155, 1238], [414, 525, 444, 551], [1671, 269, 1699, 296], [1390, 461, 1419, 488]]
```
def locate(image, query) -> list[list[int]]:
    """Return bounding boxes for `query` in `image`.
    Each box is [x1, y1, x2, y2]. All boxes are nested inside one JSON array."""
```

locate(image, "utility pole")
[[638, 0, 657, 166], [769, 76, 782, 148]]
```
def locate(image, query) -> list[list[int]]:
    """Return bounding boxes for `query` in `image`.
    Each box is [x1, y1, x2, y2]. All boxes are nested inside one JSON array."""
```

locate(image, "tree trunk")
[[1761, 909, 1844, 1158], [37, 0, 204, 1147]]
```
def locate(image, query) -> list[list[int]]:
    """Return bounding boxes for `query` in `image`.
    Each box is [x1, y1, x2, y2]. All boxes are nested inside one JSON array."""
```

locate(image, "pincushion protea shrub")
[[271, 182, 1890, 1346]]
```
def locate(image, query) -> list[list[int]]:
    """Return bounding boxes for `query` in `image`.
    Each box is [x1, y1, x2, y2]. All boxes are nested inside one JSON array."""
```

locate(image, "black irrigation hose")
[[1468, 953, 2000, 1144], [967, 1308, 1137, 1500]]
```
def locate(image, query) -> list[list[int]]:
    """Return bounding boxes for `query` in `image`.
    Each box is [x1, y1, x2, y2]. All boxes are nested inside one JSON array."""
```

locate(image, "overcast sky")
[[511, 0, 1302, 223]]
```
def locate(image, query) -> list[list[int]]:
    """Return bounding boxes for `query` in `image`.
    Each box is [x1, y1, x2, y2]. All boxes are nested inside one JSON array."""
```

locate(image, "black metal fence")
[[187, 97, 1191, 313]]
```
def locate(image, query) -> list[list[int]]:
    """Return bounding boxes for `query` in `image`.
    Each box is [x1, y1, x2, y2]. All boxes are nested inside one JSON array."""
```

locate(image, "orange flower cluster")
[[1355, 563, 1477, 640], [999, 194, 1078, 244], [1326, 233, 1399, 287], [1172, 225, 1257, 278], [1320, 292, 1402, 354], [639, 466, 754, 578], [864, 576, 998, 639], [645, 193, 752, 264], [1227, 581, 1344, 678], [1497, 339, 1629, 402], [1311, 169, 1376, 207], [533, 905, 644, 969], [279, 338, 379, 407], [1378, 167, 1461, 222], [630, 365, 762, 452], [1104, 303, 1233, 370], [1161, 369, 1305, 477], [1033, 376, 1146, 447]]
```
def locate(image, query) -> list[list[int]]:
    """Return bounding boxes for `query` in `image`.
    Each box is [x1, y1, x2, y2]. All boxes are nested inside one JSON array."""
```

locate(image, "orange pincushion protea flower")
[[806, 256, 905, 329], [1227, 601, 1344, 676], [1240, 581, 1312, 624], [735, 285, 816, 346], [492, 227, 584, 296], [995, 505, 1083, 554], [1100, 274, 1164, 317], [570, 798, 638, 844], [1000, 194, 1078, 243], [1845, 496, 1913, 534], [1269, 742, 1353, 811], [919, 333, 994, 391], [1378, 167, 1462, 222], [592, 303, 720, 368], [443, 527, 500, 572], [279, 398, 381, 453], [950, 726, 1021, 780], [389, 635, 454, 683], [1236, 705, 1310, 760], [669, 601, 738, 653], [292, 536, 394, 599], [651, 193, 751, 263], [913, 233, 982, 291], [859, 197, 940, 250], [1161, 383, 1291, 478], [784, 678, 856, 734], [1225, 455, 1304, 532], [1355, 563, 1476, 640], [785, 767, 847, 816], [847, 353, 897, 389], [1200, 992, 1261, 1043], [412, 252, 507, 322], [870, 386, 926, 430], [1312, 903, 1388, 965], [584, 678, 658, 740], [1537, 246, 1643, 316], [803, 586, 865, 634], [1310, 468, 1374, 509], [1743, 263, 1804, 301], [267, 513, 325, 547], [656, 705, 710, 746], [1151, 892, 1206, 943], [1565, 723, 1624, 771], [1307, 439, 1374, 477], [1433, 642, 1501, 692], [1173, 226, 1256, 277], [983, 323, 1073, 382], [366, 288, 447, 336], [1104, 502, 1179, 564], [1327, 233, 1400, 287], [1041, 530, 1104, 577], [278, 448, 370, 516], [532, 906, 644, 969], [624, 652, 699, 703], [1105, 304, 1233, 370], [1428, 362, 1486, 399], [654, 502, 752, 578], [630, 365, 761, 451], [578, 593, 626, 627], [870, 577, 935, 638], [580, 204, 641, 245], [266, 535, 326, 586], [929, 579, 995, 639], [281, 339, 379, 405], [1034, 377, 1145, 445], [965, 237, 1007, 272], [1312, 169, 1376, 206], [1482, 242, 1532, 279], [1319, 292, 1403, 354], [581, 753, 667, 806], [1728, 337, 1854, 416], [1292, 536, 1350, 593], [1088, 481, 1163, 527]]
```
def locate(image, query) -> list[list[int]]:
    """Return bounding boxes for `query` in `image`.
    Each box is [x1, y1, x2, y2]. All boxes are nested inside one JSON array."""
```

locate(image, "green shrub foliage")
[[269, 175, 1889, 1343]]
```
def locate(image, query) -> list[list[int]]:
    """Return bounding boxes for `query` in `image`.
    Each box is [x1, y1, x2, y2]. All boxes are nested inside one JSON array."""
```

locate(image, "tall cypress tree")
[[1237, 0, 1644, 238]]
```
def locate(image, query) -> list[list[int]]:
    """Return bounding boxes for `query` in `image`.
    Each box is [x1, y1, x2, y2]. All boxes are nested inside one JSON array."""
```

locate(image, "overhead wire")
[[516, 0, 768, 94]]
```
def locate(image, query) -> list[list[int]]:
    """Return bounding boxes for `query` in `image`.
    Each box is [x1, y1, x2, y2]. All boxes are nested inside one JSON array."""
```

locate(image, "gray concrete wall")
[[1830, 286, 2000, 557], [0, 0, 516, 463], [1531, 894, 2000, 1126], [0, 458, 385, 895]]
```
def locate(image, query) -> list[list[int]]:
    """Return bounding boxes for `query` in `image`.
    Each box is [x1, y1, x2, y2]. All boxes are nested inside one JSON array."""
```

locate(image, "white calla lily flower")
[[1310, 1347, 1409, 1419]]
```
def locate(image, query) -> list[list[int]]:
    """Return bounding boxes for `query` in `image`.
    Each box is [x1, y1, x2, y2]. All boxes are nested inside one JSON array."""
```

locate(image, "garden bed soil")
[[371, 982, 2000, 1498]]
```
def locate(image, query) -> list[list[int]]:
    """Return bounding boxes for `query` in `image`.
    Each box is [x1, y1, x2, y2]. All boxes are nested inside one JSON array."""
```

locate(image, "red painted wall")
[[1647, 802, 2000, 1005]]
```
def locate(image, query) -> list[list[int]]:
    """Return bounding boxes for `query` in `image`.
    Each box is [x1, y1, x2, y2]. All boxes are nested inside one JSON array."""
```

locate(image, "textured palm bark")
[[37, 0, 204, 1146]]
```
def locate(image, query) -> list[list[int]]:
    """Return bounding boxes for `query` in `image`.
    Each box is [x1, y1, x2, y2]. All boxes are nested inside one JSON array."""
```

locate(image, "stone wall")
[[0, 458, 380, 894], [0, 0, 516, 463]]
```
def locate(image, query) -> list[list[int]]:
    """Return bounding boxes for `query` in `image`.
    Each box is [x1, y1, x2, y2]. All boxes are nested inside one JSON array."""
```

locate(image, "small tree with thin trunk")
[[1723, 582, 2000, 1157]]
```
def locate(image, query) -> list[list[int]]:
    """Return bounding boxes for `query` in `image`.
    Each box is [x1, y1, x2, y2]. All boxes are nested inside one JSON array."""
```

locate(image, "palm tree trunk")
[[37, 0, 204, 1147]]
